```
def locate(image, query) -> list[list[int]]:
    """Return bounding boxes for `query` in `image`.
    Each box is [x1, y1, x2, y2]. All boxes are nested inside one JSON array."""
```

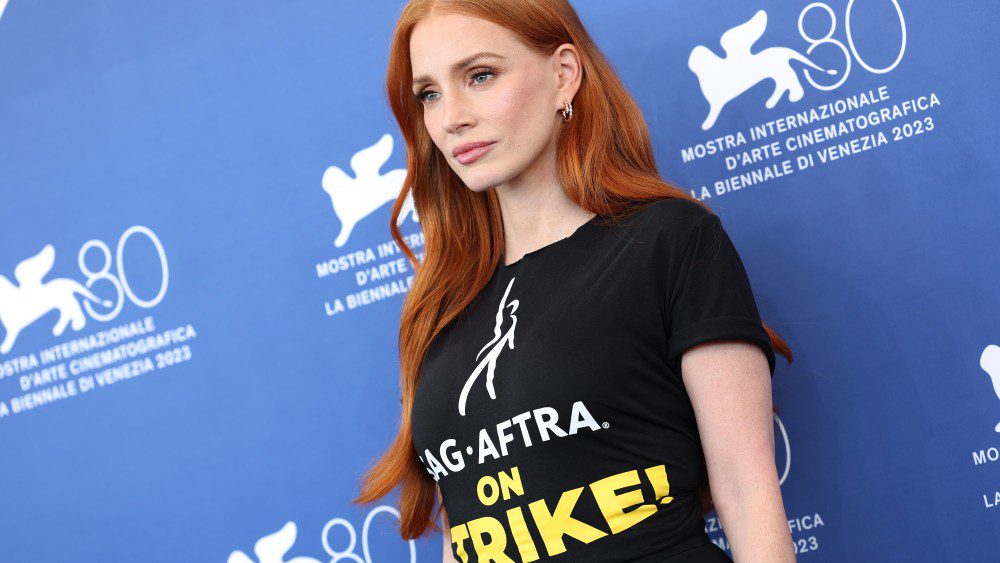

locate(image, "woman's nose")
[[441, 92, 475, 134]]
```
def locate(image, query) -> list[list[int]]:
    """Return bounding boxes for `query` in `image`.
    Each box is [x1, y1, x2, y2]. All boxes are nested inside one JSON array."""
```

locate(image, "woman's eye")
[[415, 69, 495, 104], [471, 70, 494, 85]]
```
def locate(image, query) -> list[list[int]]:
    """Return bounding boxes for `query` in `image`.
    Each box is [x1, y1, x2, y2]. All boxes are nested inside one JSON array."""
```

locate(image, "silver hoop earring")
[[562, 99, 573, 122]]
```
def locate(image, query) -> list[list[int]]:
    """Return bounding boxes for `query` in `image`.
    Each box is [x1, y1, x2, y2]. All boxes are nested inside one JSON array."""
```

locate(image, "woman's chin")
[[460, 175, 503, 193]]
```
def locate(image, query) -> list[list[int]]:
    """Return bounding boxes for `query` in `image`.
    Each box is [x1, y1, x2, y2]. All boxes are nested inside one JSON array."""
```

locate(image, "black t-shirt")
[[411, 198, 776, 562]]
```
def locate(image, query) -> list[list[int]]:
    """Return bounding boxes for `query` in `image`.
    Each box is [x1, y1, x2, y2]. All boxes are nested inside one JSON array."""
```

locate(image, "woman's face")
[[410, 13, 576, 193]]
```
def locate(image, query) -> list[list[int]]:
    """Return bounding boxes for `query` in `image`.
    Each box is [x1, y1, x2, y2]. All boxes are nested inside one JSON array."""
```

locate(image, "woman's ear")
[[553, 43, 583, 105]]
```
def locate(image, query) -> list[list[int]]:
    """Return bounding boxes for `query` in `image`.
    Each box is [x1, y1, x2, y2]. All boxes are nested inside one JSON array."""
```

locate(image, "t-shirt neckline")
[[500, 213, 601, 269]]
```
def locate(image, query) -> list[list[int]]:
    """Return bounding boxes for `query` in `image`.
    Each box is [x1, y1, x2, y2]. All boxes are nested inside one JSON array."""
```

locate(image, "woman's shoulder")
[[644, 196, 714, 221], [612, 197, 717, 244]]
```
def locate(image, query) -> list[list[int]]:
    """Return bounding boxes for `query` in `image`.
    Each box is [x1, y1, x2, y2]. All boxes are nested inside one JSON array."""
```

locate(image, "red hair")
[[353, 0, 793, 540]]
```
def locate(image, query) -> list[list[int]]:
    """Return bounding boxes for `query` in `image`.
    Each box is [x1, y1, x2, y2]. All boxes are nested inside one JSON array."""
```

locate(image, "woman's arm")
[[680, 340, 796, 562]]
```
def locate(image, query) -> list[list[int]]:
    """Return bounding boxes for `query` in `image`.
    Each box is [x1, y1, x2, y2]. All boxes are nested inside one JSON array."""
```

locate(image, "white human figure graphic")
[[688, 9, 838, 130], [980, 345, 1000, 432], [458, 277, 518, 416]]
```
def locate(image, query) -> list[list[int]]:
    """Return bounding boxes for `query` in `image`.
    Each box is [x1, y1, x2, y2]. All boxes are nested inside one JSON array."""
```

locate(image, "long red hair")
[[353, 0, 793, 540]]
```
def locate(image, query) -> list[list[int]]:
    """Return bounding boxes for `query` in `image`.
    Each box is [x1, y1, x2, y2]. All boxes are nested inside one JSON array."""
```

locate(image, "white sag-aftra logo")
[[457, 276, 518, 416], [321, 133, 419, 248]]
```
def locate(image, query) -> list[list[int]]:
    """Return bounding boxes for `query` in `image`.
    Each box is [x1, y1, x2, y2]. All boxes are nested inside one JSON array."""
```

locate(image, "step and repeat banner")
[[1, 0, 996, 561]]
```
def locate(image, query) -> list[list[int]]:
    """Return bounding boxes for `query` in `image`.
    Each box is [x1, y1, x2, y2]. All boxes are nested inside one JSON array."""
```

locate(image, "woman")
[[355, 1, 796, 561]]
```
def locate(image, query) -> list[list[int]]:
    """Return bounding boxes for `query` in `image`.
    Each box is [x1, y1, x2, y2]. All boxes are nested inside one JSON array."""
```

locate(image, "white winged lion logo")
[[688, 10, 838, 130], [0, 244, 112, 354]]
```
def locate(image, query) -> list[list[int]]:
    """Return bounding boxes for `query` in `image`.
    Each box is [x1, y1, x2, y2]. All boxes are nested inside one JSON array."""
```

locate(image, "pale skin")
[[409, 12, 795, 563]]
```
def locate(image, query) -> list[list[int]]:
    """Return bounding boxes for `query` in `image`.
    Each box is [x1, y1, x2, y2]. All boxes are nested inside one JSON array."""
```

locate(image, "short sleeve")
[[665, 212, 776, 377]]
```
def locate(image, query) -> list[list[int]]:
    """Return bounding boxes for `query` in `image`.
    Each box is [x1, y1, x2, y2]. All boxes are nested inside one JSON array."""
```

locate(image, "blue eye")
[[415, 91, 439, 103], [414, 68, 496, 104], [471, 69, 494, 84]]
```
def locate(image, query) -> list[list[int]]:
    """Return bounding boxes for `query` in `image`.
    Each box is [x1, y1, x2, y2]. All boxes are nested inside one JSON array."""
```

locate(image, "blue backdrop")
[[1, 0, 997, 561]]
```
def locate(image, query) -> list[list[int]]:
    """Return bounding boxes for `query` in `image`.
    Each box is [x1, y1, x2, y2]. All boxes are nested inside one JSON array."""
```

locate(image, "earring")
[[562, 99, 573, 122]]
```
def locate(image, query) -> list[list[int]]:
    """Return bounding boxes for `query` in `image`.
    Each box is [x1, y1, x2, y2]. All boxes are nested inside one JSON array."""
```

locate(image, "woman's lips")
[[454, 142, 496, 164]]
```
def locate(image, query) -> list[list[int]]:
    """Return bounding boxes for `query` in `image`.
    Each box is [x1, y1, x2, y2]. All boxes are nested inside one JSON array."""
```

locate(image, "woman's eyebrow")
[[412, 51, 508, 88]]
